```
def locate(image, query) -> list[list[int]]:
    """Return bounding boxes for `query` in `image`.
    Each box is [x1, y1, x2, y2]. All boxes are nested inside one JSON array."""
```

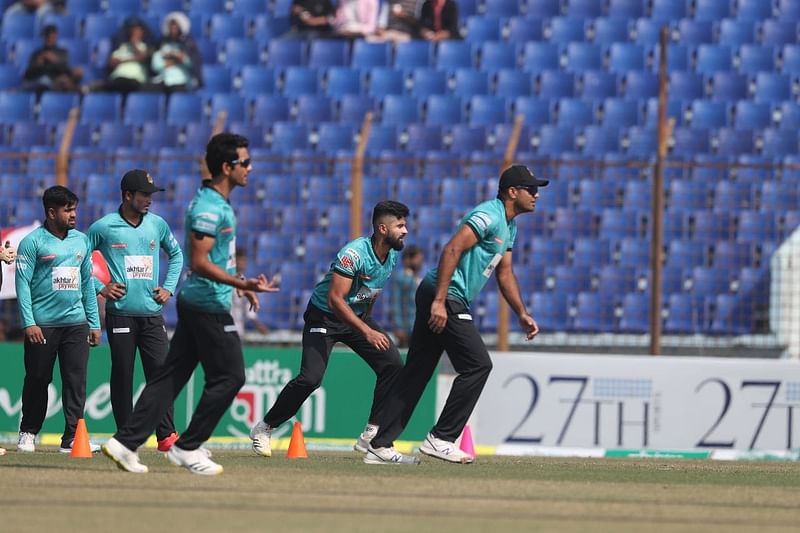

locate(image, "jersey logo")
[[38, 254, 56, 260], [469, 212, 492, 231], [124, 256, 154, 280], [149, 240, 156, 251], [220, 227, 234, 234], [111, 243, 127, 248], [52, 266, 79, 291], [339, 255, 354, 270]]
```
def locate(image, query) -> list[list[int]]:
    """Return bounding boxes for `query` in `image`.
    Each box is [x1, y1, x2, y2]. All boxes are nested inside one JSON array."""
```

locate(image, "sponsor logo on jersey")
[[220, 227, 234, 234], [38, 254, 56, 261], [124, 256, 154, 280], [51, 266, 79, 291], [111, 243, 127, 248], [469, 212, 492, 231], [149, 239, 156, 251], [339, 254, 354, 270]]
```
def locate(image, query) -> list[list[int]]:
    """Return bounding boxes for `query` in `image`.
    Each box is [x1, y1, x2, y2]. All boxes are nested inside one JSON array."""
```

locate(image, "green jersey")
[[87, 209, 183, 316], [424, 198, 517, 306], [311, 236, 399, 316], [179, 184, 237, 313], [15, 226, 100, 329]]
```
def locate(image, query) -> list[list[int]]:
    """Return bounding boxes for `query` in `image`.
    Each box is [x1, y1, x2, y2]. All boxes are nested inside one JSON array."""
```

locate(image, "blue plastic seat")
[[548, 17, 587, 44], [349, 40, 390, 68], [545, 264, 593, 292], [762, 128, 798, 156], [667, 239, 708, 269], [664, 293, 704, 333], [69, 0, 101, 14], [580, 70, 618, 99], [425, 95, 462, 126], [737, 210, 778, 241], [415, 205, 460, 233], [623, 71, 658, 99], [381, 95, 420, 126], [696, 44, 733, 74], [1, 14, 36, 41], [200, 64, 233, 94], [761, 20, 797, 46], [753, 72, 792, 103], [436, 41, 474, 69], [451, 69, 490, 97], [282, 66, 319, 95], [522, 42, 560, 71], [295, 95, 333, 123], [576, 178, 618, 209], [710, 293, 753, 334], [38, 93, 79, 125], [695, 0, 732, 21], [538, 71, 575, 98], [338, 94, 375, 125], [495, 69, 532, 98], [364, 125, 397, 153], [165, 93, 203, 126], [513, 97, 551, 126], [618, 292, 650, 332], [601, 98, 639, 128], [440, 177, 480, 206], [565, 42, 603, 71], [507, 16, 544, 43], [713, 241, 754, 269], [270, 122, 309, 151], [573, 291, 617, 332], [552, 208, 596, 238], [529, 292, 570, 331], [528, 0, 561, 16], [122, 93, 164, 126], [80, 93, 121, 124], [267, 39, 305, 67], [608, 0, 644, 17], [596, 264, 638, 295], [777, 102, 800, 129], [536, 125, 577, 155], [396, 177, 441, 206], [252, 94, 290, 123], [572, 237, 611, 266], [147, 0, 183, 15], [469, 95, 507, 126], [651, 0, 687, 20], [690, 100, 729, 128], [407, 68, 444, 98], [323, 67, 361, 97], [556, 98, 594, 129], [678, 19, 713, 45], [713, 180, 753, 210], [367, 67, 404, 96], [607, 43, 646, 73], [671, 127, 710, 156], [308, 39, 349, 68], [140, 122, 179, 149], [525, 237, 570, 266], [716, 128, 754, 156], [448, 125, 486, 152], [465, 16, 502, 42], [625, 126, 657, 156], [479, 41, 518, 72], [209, 14, 246, 41], [404, 124, 443, 152], [668, 180, 711, 209], [239, 65, 275, 96], [592, 17, 630, 44], [718, 19, 755, 46], [83, 14, 119, 40], [668, 71, 705, 101], [222, 38, 260, 69], [583, 125, 621, 155], [691, 266, 733, 297], [737, 44, 776, 75], [622, 180, 652, 210], [394, 40, 433, 68], [710, 72, 747, 101], [693, 210, 735, 241], [760, 180, 799, 210], [95, 122, 134, 149]]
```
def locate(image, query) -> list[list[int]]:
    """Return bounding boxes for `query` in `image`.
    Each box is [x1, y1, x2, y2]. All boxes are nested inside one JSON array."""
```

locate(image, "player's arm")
[[155, 221, 184, 303], [14, 237, 37, 331], [80, 239, 102, 345], [495, 250, 539, 340], [428, 224, 479, 333], [189, 231, 248, 290], [328, 272, 390, 351]]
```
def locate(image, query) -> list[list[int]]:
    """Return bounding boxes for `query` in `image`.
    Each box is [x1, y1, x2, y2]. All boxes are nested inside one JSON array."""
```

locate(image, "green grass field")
[[1, 448, 799, 532]]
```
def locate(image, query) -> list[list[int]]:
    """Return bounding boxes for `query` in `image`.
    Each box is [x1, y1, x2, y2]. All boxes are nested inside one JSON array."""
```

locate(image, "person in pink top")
[[333, 0, 379, 39]]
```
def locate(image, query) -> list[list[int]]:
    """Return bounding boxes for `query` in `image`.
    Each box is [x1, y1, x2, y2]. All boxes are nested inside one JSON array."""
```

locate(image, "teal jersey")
[[15, 226, 101, 329], [424, 198, 517, 306], [178, 185, 237, 313], [87, 209, 183, 316], [311, 236, 399, 316]]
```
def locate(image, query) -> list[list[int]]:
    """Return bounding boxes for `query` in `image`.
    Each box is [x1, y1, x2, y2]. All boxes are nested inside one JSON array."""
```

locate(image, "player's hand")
[[24, 326, 45, 345], [428, 299, 448, 334], [242, 290, 260, 312], [243, 274, 280, 293], [365, 329, 390, 352], [101, 282, 126, 300], [518, 313, 539, 340], [152, 287, 172, 304], [0, 241, 16, 264], [88, 329, 101, 347]]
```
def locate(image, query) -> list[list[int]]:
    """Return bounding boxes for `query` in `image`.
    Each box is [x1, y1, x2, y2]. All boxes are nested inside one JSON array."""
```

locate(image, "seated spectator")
[[333, 0, 379, 39], [368, 0, 421, 43], [20, 24, 82, 92], [289, 0, 336, 38], [151, 12, 202, 92], [110, 16, 160, 51], [419, 0, 460, 41], [5, 0, 53, 16], [88, 20, 152, 94]]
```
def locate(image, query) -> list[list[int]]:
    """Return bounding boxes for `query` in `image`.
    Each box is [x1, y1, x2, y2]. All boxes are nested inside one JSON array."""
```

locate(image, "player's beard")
[[387, 234, 405, 251]]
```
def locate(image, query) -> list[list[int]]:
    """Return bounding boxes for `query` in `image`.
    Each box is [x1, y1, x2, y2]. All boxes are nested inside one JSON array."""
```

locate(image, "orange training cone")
[[286, 421, 308, 459], [71, 418, 93, 458], [459, 425, 476, 459]]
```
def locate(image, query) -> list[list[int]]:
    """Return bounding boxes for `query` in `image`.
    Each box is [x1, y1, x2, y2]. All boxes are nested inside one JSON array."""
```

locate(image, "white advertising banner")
[[476, 352, 800, 455]]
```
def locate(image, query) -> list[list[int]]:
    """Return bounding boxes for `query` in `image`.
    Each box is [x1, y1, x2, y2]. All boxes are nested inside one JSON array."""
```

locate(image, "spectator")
[[333, 0, 379, 39], [231, 248, 270, 338], [419, 0, 460, 42], [110, 16, 159, 51], [289, 0, 336, 38], [151, 12, 202, 92], [89, 20, 153, 94], [4, 0, 53, 17], [20, 24, 82, 93], [389, 244, 424, 347], [369, 0, 421, 43]]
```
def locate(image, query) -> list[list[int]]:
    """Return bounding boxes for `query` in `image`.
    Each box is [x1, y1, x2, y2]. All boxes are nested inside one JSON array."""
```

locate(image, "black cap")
[[499, 165, 549, 190], [120, 169, 165, 193]]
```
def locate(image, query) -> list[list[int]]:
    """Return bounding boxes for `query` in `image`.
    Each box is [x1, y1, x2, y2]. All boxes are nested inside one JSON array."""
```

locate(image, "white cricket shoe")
[[363, 445, 420, 465], [249, 420, 272, 457], [102, 438, 148, 473], [419, 433, 474, 464], [59, 440, 101, 454], [17, 432, 35, 453], [167, 445, 223, 475], [353, 424, 378, 453]]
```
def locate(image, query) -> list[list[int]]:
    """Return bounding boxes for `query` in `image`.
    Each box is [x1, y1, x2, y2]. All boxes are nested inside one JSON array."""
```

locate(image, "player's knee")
[[475, 358, 493, 377], [296, 372, 323, 391]]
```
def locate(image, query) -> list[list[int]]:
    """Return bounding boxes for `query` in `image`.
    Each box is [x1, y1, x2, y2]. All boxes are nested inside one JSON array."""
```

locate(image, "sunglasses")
[[514, 186, 538, 195], [228, 158, 251, 168]]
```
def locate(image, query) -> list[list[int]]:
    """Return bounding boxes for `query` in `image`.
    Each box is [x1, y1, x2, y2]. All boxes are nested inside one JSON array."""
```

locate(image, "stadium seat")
[[252, 94, 290, 123], [664, 293, 704, 333], [565, 42, 603, 71], [552, 208, 596, 238], [580, 71, 618, 99], [760, 20, 797, 46], [710, 72, 748, 101], [695, 0, 732, 21], [776, 102, 800, 129], [495, 70, 532, 98], [716, 128, 754, 156], [623, 71, 658, 99], [571, 237, 611, 266], [753, 72, 792, 103], [671, 127, 711, 156], [668, 180, 711, 210], [677, 19, 713, 45], [239, 65, 275, 96], [405, 124, 443, 152], [221, 38, 260, 69], [583, 126, 621, 155], [690, 100, 729, 128], [528, 0, 561, 17], [592, 17, 630, 44], [713, 180, 753, 210], [479, 41, 518, 72], [513, 97, 551, 126], [410, 68, 447, 97], [536, 125, 577, 155], [165, 94, 204, 127], [350, 41, 390, 68], [545, 264, 593, 293], [200, 64, 233, 94], [522, 42, 560, 71], [451, 69, 490, 97], [294, 95, 333, 123], [324, 67, 362, 97], [281, 66, 319, 95], [693, 210, 735, 242], [778, 0, 800, 20], [507, 16, 544, 43], [468, 95, 507, 126], [209, 13, 247, 41], [80, 93, 121, 124], [270, 122, 309, 151], [267, 39, 305, 67], [761, 128, 798, 156], [308, 39, 350, 68], [122, 93, 165, 126], [573, 291, 617, 332], [394, 40, 433, 68], [713, 241, 754, 270], [436, 41, 474, 69], [737, 44, 776, 75], [633, 18, 665, 45], [718, 19, 755, 46], [607, 43, 646, 73], [381, 95, 420, 125], [695, 44, 734, 74], [530, 292, 571, 331], [367, 67, 404, 96], [548, 17, 587, 44], [601, 98, 640, 128], [338, 94, 375, 125], [465, 16, 502, 42], [538, 71, 575, 99], [760, 180, 799, 211], [364, 125, 398, 152], [736, 210, 778, 242], [448, 125, 487, 152], [38, 93, 79, 124], [425, 95, 463, 125]]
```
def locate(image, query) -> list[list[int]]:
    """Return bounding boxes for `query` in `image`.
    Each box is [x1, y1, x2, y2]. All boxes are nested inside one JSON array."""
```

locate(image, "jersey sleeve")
[[86, 220, 106, 294], [188, 203, 220, 237], [463, 209, 499, 241], [332, 244, 363, 279], [14, 235, 37, 328], [159, 217, 184, 294], [80, 236, 100, 330], [508, 222, 517, 251]]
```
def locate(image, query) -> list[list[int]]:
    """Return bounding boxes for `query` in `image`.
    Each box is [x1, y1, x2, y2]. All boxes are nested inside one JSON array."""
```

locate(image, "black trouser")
[[114, 300, 245, 451], [20, 324, 90, 448], [106, 312, 175, 440], [264, 303, 403, 428], [371, 282, 493, 448]]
